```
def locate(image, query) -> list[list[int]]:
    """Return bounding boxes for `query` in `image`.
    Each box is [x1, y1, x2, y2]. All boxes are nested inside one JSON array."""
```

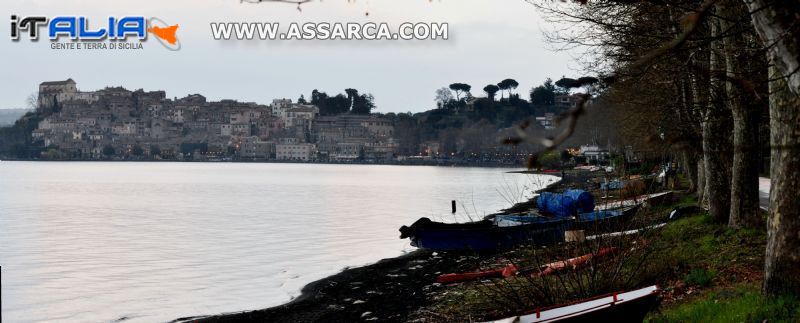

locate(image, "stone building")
[[276, 137, 316, 161]]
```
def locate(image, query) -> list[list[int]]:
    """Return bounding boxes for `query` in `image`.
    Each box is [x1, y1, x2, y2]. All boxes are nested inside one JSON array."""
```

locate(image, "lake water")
[[0, 162, 556, 322]]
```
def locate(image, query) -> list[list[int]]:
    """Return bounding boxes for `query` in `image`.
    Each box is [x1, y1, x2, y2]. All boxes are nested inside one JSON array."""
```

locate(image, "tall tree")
[[717, 1, 763, 229], [26, 92, 39, 111], [345, 88, 359, 111], [497, 79, 511, 100], [763, 60, 800, 295], [704, 16, 735, 223], [483, 84, 500, 101], [530, 79, 556, 105], [435, 87, 454, 108], [502, 78, 519, 97], [449, 83, 471, 100], [742, 0, 800, 295], [352, 93, 376, 114]]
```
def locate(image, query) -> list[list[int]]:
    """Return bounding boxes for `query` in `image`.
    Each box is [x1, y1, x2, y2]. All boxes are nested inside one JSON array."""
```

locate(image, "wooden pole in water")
[[451, 200, 456, 214]]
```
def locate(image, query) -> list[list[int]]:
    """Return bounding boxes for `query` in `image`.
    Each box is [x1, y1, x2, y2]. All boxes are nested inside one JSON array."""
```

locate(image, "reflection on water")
[[0, 162, 555, 322]]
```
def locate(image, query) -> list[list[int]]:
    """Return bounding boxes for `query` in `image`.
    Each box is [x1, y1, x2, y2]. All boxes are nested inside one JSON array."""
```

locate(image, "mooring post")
[[451, 200, 456, 214]]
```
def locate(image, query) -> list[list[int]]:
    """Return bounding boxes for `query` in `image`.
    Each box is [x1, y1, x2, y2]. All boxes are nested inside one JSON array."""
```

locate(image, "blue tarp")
[[564, 189, 596, 213], [536, 189, 595, 218], [578, 209, 623, 222], [601, 180, 624, 190], [493, 214, 559, 227]]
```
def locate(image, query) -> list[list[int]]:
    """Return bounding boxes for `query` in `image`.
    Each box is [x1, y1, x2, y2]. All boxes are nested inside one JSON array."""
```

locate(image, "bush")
[[684, 268, 715, 287], [620, 179, 646, 198], [538, 150, 561, 169]]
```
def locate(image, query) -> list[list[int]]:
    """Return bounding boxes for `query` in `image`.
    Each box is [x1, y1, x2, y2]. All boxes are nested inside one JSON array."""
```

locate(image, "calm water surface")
[[0, 162, 555, 322]]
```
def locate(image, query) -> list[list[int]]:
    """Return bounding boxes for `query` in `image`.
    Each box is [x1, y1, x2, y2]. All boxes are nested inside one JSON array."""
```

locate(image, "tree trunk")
[[743, 0, 800, 96], [718, 2, 763, 229], [739, 0, 800, 296], [728, 97, 763, 228], [689, 58, 710, 207], [704, 17, 734, 223], [682, 150, 698, 193], [697, 159, 707, 206], [763, 62, 800, 295]]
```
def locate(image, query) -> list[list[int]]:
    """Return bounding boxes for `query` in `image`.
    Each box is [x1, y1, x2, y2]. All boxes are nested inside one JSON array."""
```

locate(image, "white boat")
[[487, 285, 660, 322], [595, 191, 672, 210]]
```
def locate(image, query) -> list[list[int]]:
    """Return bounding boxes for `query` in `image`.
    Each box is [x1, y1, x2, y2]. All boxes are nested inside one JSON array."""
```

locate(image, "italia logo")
[[10, 15, 180, 51]]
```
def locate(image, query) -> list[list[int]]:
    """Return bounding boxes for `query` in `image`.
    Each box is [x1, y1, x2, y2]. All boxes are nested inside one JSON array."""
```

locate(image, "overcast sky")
[[1, 0, 577, 112]]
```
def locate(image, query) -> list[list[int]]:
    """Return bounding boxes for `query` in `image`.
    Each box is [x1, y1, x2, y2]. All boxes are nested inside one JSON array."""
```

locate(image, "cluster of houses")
[[33, 79, 398, 161]]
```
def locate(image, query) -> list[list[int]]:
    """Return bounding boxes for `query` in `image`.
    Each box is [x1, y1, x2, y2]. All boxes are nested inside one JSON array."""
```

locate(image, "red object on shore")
[[436, 264, 517, 284], [541, 169, 561, 173], [436, 247, 618, 284], [535, 247, 617, 277]]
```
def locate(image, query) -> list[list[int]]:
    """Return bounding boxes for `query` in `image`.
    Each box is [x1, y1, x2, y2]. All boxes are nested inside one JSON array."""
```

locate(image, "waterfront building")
[[276, 139, 316, 161]]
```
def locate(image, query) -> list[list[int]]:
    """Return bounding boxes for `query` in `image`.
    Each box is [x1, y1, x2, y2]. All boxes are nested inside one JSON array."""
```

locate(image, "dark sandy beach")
[[176, 170, 596, 323]]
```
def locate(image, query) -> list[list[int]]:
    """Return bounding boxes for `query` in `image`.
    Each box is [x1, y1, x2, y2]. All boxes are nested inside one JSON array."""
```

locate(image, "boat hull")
[[489, 285, 660, 323], [400, 217, 572, 251], [574, 206, 639, 232]]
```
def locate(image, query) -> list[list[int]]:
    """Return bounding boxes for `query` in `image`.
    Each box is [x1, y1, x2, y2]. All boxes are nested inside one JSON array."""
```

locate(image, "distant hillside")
[[0, 108, 32, 126]]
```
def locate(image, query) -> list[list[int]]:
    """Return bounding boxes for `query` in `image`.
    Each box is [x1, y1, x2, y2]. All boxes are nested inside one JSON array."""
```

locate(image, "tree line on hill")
[[302, 88, 375, 115], [376, 77, 608, 157]]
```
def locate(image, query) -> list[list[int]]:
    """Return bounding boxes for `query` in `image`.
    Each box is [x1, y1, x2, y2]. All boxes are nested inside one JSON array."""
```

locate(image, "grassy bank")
[[650, 283, 799, 322], [645, 204, 800, 322], [410, 194, 799, 322]]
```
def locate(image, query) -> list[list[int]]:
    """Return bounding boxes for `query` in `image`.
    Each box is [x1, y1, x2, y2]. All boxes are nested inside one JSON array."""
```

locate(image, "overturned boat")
[[399, 216, 572, 251]]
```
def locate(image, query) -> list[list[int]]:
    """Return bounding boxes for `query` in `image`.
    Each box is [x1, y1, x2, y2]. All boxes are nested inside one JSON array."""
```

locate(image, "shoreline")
[[173, 249, 505, 323], [177, 170, 576, 322], [0, 158, 529, 169]]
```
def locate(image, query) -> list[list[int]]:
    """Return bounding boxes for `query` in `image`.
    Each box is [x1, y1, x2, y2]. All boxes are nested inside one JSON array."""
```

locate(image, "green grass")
[[643, 209, 782, 322], [654, 211, 764, 271], [684, 268, 715, 287], [674, 194, 699, 208], [648, 284, 800, 323]]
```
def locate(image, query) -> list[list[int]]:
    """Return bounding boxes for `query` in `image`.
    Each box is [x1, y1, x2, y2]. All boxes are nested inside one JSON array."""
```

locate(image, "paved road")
[[759, 177, 770, 211]]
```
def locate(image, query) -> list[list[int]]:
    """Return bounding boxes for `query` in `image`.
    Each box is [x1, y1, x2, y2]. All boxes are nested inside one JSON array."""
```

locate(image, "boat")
[[574, 205, 639, 230], [594, 191, 672, 210], [399, 189, 605, 251], [487, 285, 660, 322], [399, 216, 573, 251]]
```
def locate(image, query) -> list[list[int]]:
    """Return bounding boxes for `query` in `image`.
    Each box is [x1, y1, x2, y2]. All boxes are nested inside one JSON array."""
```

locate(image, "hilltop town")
[[27, 79, 400, 162], [1, 78, 611, 165]]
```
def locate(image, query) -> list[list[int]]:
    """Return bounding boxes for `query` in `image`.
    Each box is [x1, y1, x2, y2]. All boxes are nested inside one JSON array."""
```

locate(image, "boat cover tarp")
[[493, 215, 557, 227], [537, 189, 595, 218], [578, 209, 624, 222], [601, 180, 624, 190]]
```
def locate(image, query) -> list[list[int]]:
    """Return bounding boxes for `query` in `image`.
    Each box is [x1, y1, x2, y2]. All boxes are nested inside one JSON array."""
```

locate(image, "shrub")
[[685, 268, 715, 287]]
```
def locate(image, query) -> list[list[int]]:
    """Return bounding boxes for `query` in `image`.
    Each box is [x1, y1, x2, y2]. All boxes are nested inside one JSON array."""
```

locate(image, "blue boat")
[[398, 190, 637, 251], [399, 216, 573, 251]]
